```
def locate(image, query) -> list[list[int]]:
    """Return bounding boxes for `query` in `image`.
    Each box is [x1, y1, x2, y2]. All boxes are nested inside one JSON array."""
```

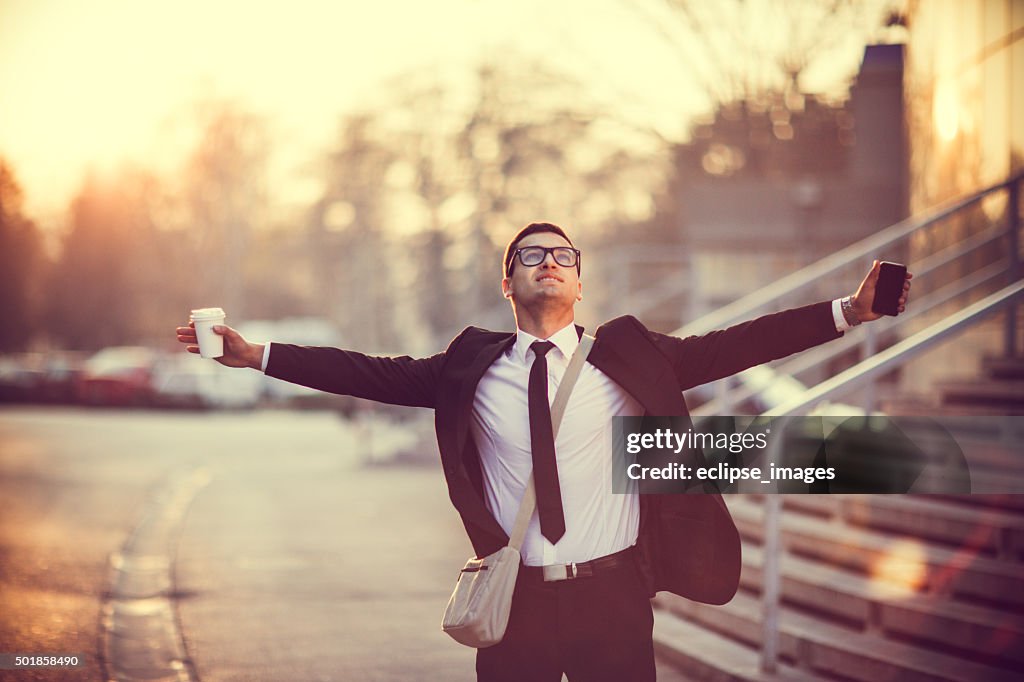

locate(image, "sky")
[[0, 0, 886, 224]]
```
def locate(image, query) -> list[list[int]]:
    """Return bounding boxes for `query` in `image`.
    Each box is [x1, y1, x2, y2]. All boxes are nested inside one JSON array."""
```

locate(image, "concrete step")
[[841, 495, 1024, 559], [655, 590, 1019, 682], [778, 493, 1024, 556], [739, 545, 1024, 667], [652, 608, 820, 682], [957, 440, 1024, 475], [725, 496, 1024, 607], [889, 420, 1024, 472], [880, 399, 1023, 418], [863, 415, 1024, 499], [938, 379, 1024, 413], [774, 483, 1024, 520], [781, 489, 1024, 524], [958, 466, 1024, 493], [928, 492, 1024, 514], [982, 356, 1024, 381]]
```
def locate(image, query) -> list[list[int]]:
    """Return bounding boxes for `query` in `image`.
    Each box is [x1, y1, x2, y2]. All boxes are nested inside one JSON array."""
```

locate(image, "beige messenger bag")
[[441, 333, 595, 648]]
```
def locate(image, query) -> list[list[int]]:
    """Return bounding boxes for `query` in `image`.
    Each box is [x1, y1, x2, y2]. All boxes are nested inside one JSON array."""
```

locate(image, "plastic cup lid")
[[190, 307, 226, 320]]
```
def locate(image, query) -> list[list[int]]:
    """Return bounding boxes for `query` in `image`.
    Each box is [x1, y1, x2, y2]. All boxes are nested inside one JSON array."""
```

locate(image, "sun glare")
[[868, 538, 928, 595], [933, 81, 960, 142], [0, 0, 890, 220]]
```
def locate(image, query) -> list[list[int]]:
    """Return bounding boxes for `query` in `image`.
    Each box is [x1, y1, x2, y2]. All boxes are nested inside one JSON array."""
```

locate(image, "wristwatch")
[[840, 295, 862, 327]]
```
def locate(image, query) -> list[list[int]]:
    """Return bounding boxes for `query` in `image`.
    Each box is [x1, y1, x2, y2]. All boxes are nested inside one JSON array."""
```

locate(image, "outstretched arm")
[[652, 302, 841, 391], [175, 322, 449, 409], [652, 261, 913, 391], [264, 342, 445, 409]]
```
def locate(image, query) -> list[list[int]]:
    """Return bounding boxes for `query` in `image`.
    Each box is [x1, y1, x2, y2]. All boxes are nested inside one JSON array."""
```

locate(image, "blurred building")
[[906, 0, 1022, 207], [673, 44, 909, 322], [900, 0, 1024, 391]]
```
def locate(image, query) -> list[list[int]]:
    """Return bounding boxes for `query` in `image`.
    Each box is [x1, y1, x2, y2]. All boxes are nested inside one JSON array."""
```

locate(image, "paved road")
[[0, 407, 688, 681]]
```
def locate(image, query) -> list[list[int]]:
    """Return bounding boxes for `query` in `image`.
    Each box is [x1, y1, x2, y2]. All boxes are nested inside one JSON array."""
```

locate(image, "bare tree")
[[381, 60, 670, 337], [0, 160, 44, 352], [627, 0, 898, 106], [179, 98, 271, 320], [310, 113, 401, 350], [46, 167, 162, 349]]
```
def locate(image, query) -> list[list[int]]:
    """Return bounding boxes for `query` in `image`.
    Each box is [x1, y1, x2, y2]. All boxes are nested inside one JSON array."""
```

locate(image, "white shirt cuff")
[[832, 298, 852, 333], [261, 343, 271, 373]]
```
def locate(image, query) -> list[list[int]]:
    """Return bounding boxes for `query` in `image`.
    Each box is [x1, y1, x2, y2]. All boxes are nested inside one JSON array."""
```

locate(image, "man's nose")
[[540, 252, 560, 268]]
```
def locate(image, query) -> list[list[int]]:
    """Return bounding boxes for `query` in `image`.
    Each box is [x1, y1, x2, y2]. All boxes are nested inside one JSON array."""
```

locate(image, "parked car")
[[152, 355, 262, 410], [76, 346, 159, 406], [237, 317, 344, 407], [35, 351, 88, 404], [0, 353, 43, 403]]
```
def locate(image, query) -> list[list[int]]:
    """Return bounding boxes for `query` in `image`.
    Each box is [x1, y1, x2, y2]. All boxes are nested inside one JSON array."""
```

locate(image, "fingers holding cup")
[[189, 308, 226, 359]]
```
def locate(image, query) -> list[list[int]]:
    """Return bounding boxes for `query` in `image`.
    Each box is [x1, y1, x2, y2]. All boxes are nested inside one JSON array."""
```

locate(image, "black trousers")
[[476, 552, 655, 682]]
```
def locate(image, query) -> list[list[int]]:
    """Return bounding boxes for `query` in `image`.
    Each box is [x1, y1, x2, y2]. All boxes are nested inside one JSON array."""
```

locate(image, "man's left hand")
[[850, 260, 913, 323]]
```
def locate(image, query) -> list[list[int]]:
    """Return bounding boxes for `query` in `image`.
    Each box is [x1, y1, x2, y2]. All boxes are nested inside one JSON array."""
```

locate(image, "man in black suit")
[[176, 222, 910, 681]]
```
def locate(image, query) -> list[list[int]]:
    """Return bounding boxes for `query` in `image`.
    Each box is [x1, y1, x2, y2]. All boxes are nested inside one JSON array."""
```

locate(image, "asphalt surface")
[[0, 407, 688, 681]]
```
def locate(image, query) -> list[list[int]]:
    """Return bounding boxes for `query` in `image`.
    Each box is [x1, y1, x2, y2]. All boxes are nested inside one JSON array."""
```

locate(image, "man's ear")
[[502, 277, 513, 299], [577, 279, 583, 302]]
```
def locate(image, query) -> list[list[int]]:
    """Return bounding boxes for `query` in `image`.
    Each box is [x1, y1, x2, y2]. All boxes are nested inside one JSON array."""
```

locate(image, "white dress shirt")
[[470, 323, 644, 566]]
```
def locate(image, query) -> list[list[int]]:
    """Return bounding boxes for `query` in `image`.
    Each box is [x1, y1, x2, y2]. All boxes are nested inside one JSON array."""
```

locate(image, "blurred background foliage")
[[0, 0, 902, 355]]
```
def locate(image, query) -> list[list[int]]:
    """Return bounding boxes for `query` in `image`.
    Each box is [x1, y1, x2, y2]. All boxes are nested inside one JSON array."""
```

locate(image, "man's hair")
[[503, 222, 577, 277]]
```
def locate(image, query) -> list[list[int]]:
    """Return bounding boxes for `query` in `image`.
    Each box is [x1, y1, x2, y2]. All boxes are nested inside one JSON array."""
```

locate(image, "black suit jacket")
[[266, 301, 842, 604]]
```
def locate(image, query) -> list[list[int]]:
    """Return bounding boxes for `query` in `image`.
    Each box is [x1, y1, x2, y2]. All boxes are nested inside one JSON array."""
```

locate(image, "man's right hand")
[[175, 322, 265, 370]]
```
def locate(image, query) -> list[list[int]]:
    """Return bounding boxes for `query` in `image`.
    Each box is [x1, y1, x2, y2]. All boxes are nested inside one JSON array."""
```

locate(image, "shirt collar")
[[512, 322, 580, 365]]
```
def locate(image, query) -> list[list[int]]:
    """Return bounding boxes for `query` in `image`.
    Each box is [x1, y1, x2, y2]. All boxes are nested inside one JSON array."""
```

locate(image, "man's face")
[[501, 231, 582, 310]]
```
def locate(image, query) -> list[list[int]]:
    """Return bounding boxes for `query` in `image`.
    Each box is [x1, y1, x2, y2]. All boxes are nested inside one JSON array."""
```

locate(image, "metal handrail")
[[684, 173, 1021, 414], [763, 280, 1024, 416], [692, 259, 1009, 415], [671, 172, 1023, 338]]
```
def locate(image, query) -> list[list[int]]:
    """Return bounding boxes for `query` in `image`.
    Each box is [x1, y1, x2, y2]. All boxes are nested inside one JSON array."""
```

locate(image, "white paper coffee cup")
[[190, 307, 226, 359]]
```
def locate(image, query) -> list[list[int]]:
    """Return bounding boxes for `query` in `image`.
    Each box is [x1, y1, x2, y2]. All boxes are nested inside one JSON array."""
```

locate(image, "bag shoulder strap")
[[507, 333, 595, 551]]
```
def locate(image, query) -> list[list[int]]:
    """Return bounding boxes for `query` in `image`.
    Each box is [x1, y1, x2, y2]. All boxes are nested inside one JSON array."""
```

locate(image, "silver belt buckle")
[[542, 562, 578, 582]]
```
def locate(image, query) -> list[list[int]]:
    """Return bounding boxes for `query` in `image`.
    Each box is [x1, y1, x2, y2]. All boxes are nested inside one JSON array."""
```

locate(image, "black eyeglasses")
[[509, 246, 581, 275]]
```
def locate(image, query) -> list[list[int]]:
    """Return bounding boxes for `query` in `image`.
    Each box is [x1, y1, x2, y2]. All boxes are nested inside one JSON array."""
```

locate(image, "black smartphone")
[[871, 261, 908, 316]]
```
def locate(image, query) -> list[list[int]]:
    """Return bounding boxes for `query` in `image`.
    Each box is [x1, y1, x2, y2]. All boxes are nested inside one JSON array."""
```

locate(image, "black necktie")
[[528, 340, 565, 543]]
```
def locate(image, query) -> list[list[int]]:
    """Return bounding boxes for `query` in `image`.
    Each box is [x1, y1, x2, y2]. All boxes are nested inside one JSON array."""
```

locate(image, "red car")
[[76, 347, 158, 407]]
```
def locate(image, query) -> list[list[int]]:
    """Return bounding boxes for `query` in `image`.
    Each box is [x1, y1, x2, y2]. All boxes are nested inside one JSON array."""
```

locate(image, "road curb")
[[101, 465, 212, 682]]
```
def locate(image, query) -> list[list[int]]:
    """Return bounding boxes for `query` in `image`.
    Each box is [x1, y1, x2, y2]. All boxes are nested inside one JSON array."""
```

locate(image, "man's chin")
[[520, 292, 575, 311], [532, 288, 572, 300]]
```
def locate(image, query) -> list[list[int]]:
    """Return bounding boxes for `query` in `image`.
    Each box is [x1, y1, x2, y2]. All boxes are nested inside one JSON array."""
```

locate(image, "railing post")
[[717, 375, 733, 414], [863, 323, 878, 412], [863, 257, 879, 411], [761, 493, 781, 674], [760, 421, 784, 675], [1006, 178, 1021, 357]]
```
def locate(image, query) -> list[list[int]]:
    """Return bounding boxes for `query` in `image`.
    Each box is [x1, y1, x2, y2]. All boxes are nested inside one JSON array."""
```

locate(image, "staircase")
[[937, 356, 1024, 415], [652, 491, 1024, 681], [651, 175, 1024, 680], [881, 356, 1024, 418]]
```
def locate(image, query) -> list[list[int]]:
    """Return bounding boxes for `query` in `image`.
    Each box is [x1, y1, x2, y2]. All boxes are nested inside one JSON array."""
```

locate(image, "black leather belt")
[[521, 545, 638, 582]]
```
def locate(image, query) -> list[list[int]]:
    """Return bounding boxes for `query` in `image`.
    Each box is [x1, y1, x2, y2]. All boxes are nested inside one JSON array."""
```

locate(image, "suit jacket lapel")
[[588, 333, 658, 414], [453, 334, 517, 459], [589, 322, 688, 416]]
